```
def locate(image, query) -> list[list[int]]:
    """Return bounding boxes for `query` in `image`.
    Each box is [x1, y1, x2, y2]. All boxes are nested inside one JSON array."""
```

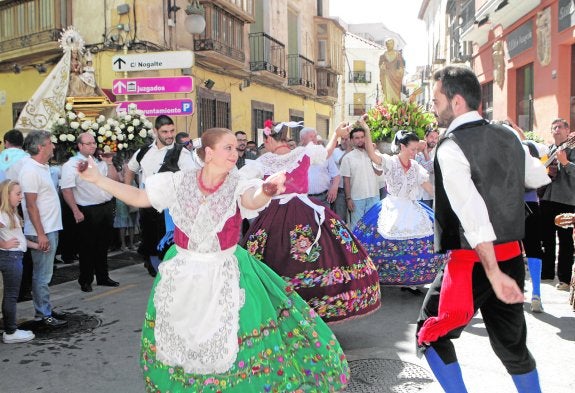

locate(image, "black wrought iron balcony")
[[287, 54, 316, 89], [349, 71, 372, 83], [249, 32, 286, 78]]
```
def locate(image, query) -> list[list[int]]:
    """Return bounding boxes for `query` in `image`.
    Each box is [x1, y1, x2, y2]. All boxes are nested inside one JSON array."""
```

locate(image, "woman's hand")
[[335, 122, 351, 138], [78, 156, 102, 183], [262, 171, 286, 197]]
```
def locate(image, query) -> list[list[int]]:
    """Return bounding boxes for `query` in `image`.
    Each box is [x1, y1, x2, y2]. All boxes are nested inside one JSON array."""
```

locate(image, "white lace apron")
[[153, 245, 244, 374], [377, 195, 433, 240]]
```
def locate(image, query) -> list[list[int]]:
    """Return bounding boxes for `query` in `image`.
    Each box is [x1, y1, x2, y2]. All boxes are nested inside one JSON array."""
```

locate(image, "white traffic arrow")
[[113, 80, 127, 93]]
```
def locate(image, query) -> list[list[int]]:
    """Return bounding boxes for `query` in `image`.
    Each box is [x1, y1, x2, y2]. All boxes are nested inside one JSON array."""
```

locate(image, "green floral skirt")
[[141, 245, 350, 392]]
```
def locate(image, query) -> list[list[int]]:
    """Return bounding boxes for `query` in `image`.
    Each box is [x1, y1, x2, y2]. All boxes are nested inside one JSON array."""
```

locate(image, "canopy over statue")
[[15, 27, 109, 132], [379, 38, 405, 103]]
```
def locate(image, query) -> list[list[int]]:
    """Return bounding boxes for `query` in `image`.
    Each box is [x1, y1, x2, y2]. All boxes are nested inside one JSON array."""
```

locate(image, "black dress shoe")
[[51, 310, 68, 319], [97, 278, 119, 287], [80, 283, 93, 292], [42, 316, 68, 328]]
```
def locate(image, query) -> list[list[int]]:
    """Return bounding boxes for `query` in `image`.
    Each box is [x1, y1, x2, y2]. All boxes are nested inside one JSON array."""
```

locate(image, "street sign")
[[117, 99, 194, 117], [112, 51, 194, 72], [112, 76, 193, 95]]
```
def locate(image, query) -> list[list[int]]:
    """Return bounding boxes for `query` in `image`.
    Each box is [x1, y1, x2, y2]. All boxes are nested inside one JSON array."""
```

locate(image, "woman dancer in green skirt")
[[78, 128, 349, 392]]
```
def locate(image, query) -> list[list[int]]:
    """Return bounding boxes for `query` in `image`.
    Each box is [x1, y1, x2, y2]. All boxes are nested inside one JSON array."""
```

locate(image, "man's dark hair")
[[247, 140, 256, 146], [433, 66, 481, 111], [349, 128, 365, 139], [155, 115, 174, 130], [235, 131, 247, 137], [175, 132, 190, 144], [3, 129, 24, 147], [424, 125, 439, 137]]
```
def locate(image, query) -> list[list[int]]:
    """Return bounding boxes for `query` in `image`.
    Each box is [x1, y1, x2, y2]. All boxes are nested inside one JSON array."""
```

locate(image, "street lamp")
[[184, 0, 206, 35]]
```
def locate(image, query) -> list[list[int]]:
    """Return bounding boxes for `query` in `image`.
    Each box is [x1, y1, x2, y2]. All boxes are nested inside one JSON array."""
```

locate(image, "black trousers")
[[523, 201, 543, 259], [77, 200, 114, 285], [417, 254, 537, 375], [539, 200, 574, 282], [138, 207, 165, 258]]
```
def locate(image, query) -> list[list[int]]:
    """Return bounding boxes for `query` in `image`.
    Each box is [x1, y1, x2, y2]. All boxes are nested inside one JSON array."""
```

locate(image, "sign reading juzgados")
[[112, 77, 193, 95]]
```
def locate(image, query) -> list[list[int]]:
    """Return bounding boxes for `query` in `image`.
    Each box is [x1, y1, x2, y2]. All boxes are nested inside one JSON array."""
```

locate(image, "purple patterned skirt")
[[240, 195, 381, 324], [353, 200, 448, 286]]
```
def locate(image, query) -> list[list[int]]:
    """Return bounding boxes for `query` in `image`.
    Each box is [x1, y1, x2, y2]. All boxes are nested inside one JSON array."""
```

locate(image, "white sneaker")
[[556, 282, 570, 291], [3, 329, 35, 344], [531, 296, 544, 313]]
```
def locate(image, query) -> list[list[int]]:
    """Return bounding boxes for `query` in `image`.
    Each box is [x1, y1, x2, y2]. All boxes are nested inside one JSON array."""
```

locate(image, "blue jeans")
[[0, 250, 23, 334], [350, 196, 380, 230], [27, 232, 58, 319]]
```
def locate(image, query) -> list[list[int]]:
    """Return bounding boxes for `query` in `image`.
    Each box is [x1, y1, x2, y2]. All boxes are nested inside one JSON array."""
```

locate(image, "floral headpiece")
[[263, 119, 304, 137]]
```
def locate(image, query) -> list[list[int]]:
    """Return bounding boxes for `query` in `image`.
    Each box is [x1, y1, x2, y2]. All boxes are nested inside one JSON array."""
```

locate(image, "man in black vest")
[[125, 115, 198, 276], [416, 66, 549, 392]]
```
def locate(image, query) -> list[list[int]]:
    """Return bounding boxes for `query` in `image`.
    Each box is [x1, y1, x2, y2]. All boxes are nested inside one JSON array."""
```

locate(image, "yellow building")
[[0, 0, 345, 142]]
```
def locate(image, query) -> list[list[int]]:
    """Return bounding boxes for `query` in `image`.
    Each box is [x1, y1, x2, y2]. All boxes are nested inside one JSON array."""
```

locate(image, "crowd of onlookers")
[[1, 113, 574, 345]]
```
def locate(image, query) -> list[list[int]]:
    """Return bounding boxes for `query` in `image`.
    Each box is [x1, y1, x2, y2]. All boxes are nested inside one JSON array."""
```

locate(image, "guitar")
[[555, 213, 575, 228], [542, 134, 575, 167]]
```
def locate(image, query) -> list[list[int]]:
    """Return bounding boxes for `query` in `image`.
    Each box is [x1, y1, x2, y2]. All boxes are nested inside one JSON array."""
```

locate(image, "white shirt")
[[438, 111, 550, 248], [127, 142, 198, 188], [19, 157, 63, 236], [0, 211, 27, 252], [331, 147, 347, 189], [307, 156, 339, 194], [340, 148, 380, 200], [60, 154, 113, 206]]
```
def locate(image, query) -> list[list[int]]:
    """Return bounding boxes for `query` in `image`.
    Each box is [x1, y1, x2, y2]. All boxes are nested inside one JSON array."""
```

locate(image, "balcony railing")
[[287, 54, 316, 89], [348, 104, 371, 116], [249, 32, 286, 77], [194, 3, 245, 63], [317, 69, 338, 98], [0, 0, 67, 53], [349, 71, 372, 83]]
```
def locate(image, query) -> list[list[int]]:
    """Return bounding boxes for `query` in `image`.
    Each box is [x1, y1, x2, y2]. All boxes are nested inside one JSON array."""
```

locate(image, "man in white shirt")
[[125, 115, 197, 276], [300, 127, 340, 207], [416, 66, 548, 392], [19, 131, 67, 328], [415, 127, 439, 208], [60, 133, 119, 292], [340, 128, 381, 228]]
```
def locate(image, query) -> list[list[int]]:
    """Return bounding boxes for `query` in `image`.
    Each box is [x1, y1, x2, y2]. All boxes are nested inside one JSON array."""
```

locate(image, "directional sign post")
[[113, 76, 193, 96], [117, 99, 194, 117], [112, 51, 194, 72]]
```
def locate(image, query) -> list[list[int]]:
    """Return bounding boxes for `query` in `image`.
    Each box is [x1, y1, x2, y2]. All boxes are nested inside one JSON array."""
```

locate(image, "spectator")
[[19, 131, 67, 328], [60, 133, 119, 292], [175, 132, 193, 151], [415, 126, 439, 208], [331, 133, 352, 222], [539, 118, 575, 290], [0, 180, 39, 343], [125, 115, 198, 276], [300, 127, 340, 207], [340, 127, 381, 228], [235, 131, 256, 169]]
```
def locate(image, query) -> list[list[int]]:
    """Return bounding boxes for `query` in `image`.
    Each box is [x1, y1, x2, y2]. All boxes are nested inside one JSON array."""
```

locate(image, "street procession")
[[1, 1, 574, 392]]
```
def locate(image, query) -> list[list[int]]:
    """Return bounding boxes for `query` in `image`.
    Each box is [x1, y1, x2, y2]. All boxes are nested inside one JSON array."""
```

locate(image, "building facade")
[[334, 33, 385, 124], [420, 0, 575, 141], [0, 0, 345, 142]]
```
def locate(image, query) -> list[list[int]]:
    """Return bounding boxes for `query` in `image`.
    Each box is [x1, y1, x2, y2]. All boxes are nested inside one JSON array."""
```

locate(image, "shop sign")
[[507, 20, 533, 58], [558, 0, 575, 32]]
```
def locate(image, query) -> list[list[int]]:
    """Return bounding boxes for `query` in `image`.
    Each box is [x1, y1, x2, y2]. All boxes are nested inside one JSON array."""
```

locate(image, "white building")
[[334, 32, 386, 124]]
